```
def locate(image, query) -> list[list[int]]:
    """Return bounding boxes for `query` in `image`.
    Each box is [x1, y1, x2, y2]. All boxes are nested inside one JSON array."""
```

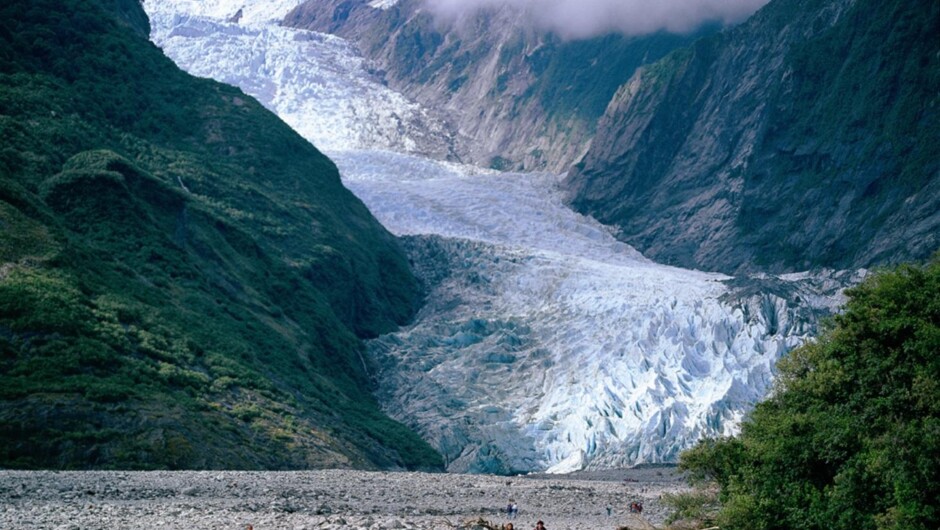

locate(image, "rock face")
[[284, 0, 708, 171], [565, 0, 940, 274]]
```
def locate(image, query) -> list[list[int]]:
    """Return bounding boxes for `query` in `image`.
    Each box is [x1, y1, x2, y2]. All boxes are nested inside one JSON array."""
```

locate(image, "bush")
[[679, 257, 940, 529], [662, 486, 720, 526]]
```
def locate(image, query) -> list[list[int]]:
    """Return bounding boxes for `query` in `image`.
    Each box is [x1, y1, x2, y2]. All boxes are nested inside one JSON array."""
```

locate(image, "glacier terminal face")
[[333, 150, 857, 473], [145, 0, 859, 473]]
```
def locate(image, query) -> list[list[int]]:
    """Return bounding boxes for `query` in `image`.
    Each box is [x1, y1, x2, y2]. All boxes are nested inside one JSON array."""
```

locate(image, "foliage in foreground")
[[679, 258, 940, 529]]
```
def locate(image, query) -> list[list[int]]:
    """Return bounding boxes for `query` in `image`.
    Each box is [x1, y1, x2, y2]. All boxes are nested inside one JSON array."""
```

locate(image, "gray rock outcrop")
[[284, 0, 707, 171], [565, 0, 940, 273]]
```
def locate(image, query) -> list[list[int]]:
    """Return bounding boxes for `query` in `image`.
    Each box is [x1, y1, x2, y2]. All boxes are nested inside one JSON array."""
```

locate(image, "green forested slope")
[[0, 0, 440, 470], [679, 258, 940, 529]]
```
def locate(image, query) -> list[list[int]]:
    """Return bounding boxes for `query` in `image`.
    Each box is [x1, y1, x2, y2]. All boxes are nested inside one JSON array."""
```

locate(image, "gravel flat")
[[0, 469, 689, 529]]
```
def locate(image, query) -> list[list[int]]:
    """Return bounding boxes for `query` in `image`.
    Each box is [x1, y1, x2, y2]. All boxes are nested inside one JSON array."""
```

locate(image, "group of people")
[[501, 499, 547, 529]]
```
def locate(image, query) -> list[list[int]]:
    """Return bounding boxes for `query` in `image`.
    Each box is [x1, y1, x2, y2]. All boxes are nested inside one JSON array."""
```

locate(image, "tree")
[[680, 256, 940, 529]]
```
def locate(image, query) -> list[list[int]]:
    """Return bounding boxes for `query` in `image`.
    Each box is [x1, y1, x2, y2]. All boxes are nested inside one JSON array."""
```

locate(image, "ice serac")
[[148, 0, 456, 158], [283, 0, 710, 171], [146, 0, 859, 472], [565, 0, 940, 274], [333, 150, 857, 473]]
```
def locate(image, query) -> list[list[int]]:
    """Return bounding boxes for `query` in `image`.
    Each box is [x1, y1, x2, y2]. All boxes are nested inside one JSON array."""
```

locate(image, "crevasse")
[[145, 0, 857, 473]]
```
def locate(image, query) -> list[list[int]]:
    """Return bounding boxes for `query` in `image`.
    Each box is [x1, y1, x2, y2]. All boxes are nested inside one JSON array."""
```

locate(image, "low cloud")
[[424, 0, 770, 39]]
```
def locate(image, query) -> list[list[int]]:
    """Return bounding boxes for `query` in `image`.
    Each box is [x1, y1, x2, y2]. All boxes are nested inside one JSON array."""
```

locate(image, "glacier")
[[147, 0, 456, 158], [144, 0, 859, 473]]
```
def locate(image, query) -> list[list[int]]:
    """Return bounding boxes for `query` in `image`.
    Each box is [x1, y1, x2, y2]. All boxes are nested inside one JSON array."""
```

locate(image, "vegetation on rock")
[[0, 0, 441, 470]]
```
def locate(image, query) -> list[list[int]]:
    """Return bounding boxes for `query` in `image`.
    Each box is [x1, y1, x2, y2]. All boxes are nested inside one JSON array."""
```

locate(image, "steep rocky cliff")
[[565, 0, 940, 273], [284, 0, 707, 171], [0, 0, 439, 470]]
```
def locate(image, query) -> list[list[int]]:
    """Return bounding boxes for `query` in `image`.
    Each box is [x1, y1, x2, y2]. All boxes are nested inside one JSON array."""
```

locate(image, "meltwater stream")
[[146, 0, 857, 473]]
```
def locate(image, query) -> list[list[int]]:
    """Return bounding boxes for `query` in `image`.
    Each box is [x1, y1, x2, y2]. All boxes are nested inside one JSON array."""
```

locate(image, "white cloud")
[[423, 0, 770, 39]]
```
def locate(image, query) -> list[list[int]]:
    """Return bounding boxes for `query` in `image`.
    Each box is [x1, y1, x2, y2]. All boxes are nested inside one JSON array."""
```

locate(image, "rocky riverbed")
[[0, 467, 688, 529]]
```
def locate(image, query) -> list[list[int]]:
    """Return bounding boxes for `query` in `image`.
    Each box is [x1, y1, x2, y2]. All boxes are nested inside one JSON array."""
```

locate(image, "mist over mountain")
[[425, 0, 769, 40], [285, 0, 712, 171]]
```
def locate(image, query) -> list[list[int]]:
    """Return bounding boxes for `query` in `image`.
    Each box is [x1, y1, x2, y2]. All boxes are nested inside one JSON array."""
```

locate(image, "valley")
[[145, 0, 857, 473], [3, 0, 937, 526]]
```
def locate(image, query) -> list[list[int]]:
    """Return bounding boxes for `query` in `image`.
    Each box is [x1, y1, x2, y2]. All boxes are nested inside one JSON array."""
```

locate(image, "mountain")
[[565, 0, 940, 274], [284, 0, 710, 171], [0, 0, 441, 470], [145, 0, 861, 473]]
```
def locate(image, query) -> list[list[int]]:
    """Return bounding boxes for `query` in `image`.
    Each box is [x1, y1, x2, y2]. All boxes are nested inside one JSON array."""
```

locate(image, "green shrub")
[[662, 487, 720, 526], [680, 257, 940, 529], [0, 268, 90, 334]]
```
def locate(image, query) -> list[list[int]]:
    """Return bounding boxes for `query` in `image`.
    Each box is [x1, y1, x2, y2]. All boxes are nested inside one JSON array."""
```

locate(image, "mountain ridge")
[[143, 0, 865, 473], [564, 0, 940, 274], [6, 0, 933, 475], [284, 0, 711, 171]]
